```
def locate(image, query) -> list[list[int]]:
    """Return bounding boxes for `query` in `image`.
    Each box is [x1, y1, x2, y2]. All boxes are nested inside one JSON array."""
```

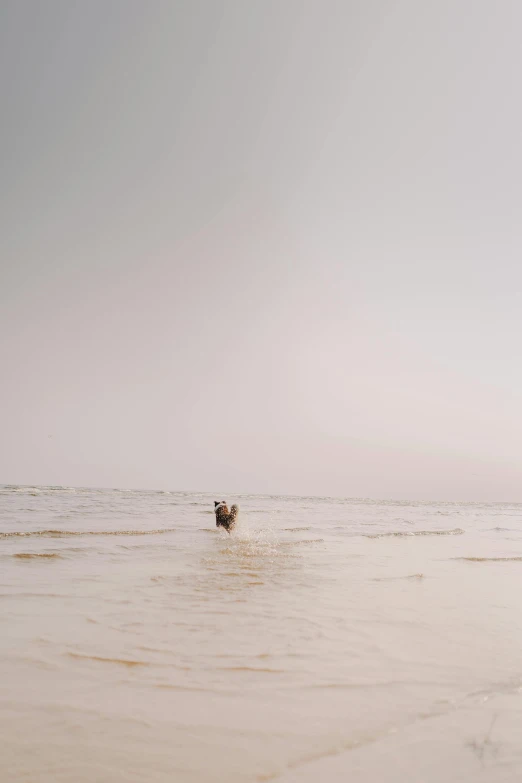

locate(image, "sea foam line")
[[365, 528, 464, 538], [0, 528, 179, 539]]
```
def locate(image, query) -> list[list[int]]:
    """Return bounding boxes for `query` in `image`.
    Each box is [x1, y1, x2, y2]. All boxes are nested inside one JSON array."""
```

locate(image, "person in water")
[[214, 501, 238, 532]]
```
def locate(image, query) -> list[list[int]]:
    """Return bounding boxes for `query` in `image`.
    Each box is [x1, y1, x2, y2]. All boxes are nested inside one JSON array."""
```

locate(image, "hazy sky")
[[2, 0, 522, 500]]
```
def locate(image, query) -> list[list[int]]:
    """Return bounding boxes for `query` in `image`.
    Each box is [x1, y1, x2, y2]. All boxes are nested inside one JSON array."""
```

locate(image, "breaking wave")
[[365, 528, 464, 538], [67, 652, 148, 667], [454, 556, 522, 562], [1, 528, 179, 539], [284, 527, 312, 532]]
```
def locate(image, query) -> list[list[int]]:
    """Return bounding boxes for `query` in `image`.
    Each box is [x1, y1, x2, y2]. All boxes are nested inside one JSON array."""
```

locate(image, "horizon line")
[[1, 482, 521, 506]]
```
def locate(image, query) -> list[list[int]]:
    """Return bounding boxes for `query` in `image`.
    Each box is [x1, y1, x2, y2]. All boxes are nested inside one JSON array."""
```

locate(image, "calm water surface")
[[1, 486, 522, 781]]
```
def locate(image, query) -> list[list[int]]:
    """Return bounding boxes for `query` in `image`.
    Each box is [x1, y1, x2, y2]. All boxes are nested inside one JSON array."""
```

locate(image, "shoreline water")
[[1, 485, 521, 781]]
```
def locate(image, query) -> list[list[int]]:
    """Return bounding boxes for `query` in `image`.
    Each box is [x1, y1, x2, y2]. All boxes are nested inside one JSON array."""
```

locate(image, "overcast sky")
[[1, 0, 522, 500]]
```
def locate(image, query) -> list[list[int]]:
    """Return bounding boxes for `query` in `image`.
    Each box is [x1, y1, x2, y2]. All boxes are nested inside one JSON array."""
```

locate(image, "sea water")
[[1, 486, 521, 781]]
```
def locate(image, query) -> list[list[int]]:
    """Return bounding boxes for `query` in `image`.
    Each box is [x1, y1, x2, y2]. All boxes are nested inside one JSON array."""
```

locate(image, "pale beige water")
[[1, 486, 522, 781]]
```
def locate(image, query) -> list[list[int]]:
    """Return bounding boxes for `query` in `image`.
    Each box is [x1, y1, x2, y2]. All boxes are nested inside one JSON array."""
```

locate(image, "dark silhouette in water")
[[214, 501, 238, 532]]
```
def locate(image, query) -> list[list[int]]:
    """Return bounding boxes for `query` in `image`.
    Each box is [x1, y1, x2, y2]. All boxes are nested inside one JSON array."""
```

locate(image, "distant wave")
[[0, 485, 76, 493], [1, 528, 179, 539], [365, 528, 464, 538], [454, 556, 522, 562], [373, 573, 425, 581], [214, 665, 287, 673], [12, 552, 63, 559], [67, 652, 148, 666]]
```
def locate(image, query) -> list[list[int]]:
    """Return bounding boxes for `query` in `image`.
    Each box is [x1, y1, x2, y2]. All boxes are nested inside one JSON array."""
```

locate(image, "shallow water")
[[1, 486, 522, 781]]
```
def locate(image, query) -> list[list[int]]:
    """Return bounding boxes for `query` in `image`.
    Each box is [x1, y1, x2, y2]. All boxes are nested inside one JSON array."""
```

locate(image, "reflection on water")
[[1, 486, 522, 782]]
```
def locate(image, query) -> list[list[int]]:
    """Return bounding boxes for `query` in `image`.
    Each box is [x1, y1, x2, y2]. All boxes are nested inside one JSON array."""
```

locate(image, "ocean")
[[1, 485, 521, 782]]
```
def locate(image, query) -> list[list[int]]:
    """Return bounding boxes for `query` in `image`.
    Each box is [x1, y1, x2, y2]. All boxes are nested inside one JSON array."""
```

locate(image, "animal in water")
[[214, 501, 239, 532]]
